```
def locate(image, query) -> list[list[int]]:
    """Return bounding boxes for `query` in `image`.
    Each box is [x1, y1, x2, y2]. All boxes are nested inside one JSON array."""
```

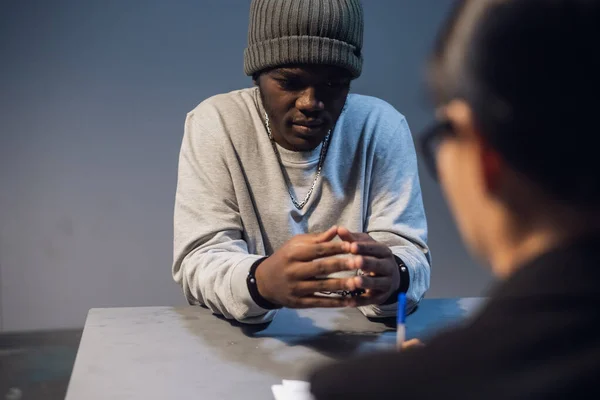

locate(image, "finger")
[[289, 296, 353, 309], [349, 242, 392, 258], [352, 275, 393, 292], [290, 256, 359, 280], [313, 226, 338, 243], [351, 256, 395, 276], [338, 227, 373, 243], [291, 241, 350, 262], [401, 339, 425, 351], [350, 241, 394, 258], [291, 278, 356, 296], [336, 226, 356, 242]]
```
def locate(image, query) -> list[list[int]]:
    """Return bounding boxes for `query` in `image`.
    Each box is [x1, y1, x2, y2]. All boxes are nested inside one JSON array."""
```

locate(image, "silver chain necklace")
[[265, 112, 331, 210]]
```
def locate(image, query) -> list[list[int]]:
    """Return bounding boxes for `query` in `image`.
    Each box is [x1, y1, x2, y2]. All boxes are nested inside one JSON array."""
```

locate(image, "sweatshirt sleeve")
[[358, 114, 431, 319], [172, 109, 277, 324]]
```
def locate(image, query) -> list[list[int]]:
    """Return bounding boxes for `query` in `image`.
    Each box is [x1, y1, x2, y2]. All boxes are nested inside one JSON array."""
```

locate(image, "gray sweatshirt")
[[173, 87, 431, 324]]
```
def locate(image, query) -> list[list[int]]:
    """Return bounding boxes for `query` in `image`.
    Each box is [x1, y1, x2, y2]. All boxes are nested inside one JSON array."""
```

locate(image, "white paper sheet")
[[271, 380, 315, 400]]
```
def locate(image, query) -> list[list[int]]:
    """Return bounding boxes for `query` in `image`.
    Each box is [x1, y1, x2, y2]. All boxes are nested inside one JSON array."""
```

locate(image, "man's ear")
[[479, 134, 503, 195], [448, 100, 503, 196], [252, 73, 260, 86]]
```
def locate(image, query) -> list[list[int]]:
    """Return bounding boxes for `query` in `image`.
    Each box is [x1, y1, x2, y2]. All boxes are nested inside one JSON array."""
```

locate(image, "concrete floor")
[[0, 329, 82, 400]]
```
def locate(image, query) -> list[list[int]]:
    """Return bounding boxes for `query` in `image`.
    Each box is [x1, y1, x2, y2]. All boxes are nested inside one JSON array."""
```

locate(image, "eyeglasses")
[[418, 118, 456, 181]]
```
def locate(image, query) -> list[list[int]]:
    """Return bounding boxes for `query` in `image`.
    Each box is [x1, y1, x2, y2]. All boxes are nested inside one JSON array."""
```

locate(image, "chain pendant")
[[265, 112, 331, 210]]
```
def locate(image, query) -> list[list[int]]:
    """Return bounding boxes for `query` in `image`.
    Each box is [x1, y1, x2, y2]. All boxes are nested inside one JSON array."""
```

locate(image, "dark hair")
[[429, 0, 600, 208]]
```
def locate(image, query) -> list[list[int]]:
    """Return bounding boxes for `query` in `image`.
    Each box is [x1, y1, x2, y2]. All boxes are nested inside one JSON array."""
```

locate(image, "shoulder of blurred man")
[[311, 311, 600, 399], [310, 259, 600, 400]]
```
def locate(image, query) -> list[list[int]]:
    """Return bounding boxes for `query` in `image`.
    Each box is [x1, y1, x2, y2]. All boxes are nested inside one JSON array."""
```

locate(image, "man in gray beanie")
[[172, 0, 431, 323]]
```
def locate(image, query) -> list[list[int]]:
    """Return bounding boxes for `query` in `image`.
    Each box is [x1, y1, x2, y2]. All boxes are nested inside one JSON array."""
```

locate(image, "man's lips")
[[292, 119, 325, 128]]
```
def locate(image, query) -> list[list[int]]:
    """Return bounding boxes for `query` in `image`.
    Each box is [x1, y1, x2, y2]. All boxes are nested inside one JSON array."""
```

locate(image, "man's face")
[[256, 64, 352, 152], [436, 100, 497, 264]]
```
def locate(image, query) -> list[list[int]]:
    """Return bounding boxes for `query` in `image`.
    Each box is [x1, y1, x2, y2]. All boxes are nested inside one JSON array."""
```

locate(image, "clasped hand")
[[255, 226, 400, 308]]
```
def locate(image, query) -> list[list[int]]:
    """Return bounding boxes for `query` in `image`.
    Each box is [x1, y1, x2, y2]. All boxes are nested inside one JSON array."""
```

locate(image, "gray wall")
[[0, 0, 493, 332]]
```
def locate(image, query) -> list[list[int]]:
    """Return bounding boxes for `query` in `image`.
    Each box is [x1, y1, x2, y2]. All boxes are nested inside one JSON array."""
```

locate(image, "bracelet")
[[246, 257, 282, 310]]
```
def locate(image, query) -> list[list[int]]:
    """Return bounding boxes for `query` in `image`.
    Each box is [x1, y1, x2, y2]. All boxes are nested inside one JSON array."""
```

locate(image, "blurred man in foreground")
[[310, 0, 600, 398]]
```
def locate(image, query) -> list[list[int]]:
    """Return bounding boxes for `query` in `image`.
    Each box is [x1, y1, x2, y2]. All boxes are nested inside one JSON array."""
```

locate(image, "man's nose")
[[296, 87, 325, 112]]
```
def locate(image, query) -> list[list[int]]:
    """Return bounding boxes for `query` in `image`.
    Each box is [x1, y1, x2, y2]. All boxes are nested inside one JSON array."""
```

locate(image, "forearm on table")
[[174, 249, 277, 324]]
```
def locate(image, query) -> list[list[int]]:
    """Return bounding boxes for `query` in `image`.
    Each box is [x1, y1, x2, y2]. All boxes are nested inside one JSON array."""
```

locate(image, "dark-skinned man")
[[172, 0, 430, 323]]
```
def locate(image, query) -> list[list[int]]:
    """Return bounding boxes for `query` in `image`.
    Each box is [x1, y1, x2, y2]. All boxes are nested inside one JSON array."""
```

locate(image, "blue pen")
[[396, 292, 407, 350]]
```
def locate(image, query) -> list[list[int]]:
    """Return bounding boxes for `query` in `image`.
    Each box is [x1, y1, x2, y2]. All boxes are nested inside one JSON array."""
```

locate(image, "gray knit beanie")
[[244, 0, 364, 78]]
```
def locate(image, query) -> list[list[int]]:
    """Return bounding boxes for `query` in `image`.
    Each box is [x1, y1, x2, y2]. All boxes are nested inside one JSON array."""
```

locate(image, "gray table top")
[[65, 298, 484, 400]]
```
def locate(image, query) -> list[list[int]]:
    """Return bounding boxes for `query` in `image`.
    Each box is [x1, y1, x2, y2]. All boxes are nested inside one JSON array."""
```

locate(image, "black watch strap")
[[246, 257, 282, 310], [381, 255, 410, 305]]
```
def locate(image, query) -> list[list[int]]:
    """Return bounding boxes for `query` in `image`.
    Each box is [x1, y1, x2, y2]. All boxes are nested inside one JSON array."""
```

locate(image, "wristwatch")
[[381, 255, 410, 305]]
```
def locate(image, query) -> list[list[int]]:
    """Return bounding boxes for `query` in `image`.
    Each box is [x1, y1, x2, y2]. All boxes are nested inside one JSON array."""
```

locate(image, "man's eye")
[[278, 79, 302, 91], [326, 80, 349, 89]]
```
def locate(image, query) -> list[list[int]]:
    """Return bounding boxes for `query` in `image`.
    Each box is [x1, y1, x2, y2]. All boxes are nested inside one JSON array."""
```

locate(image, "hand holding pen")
[[396, 292, 425, 351]]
